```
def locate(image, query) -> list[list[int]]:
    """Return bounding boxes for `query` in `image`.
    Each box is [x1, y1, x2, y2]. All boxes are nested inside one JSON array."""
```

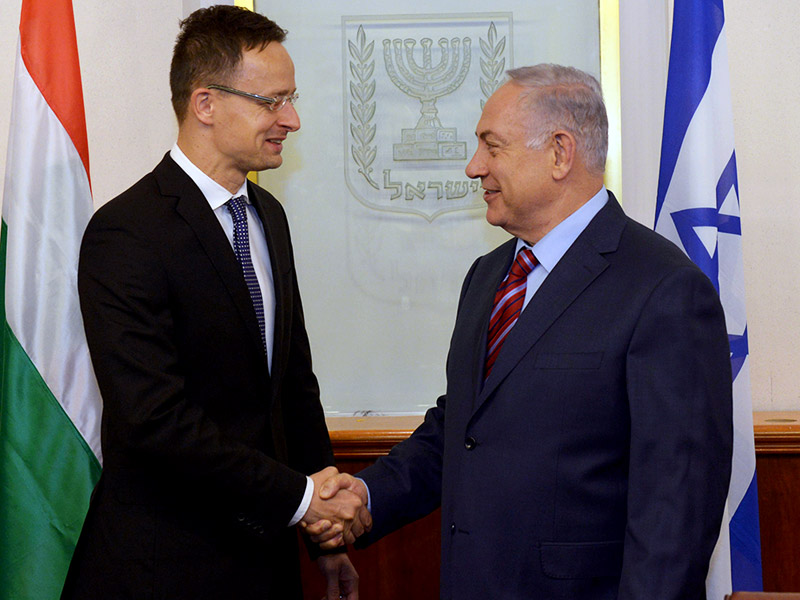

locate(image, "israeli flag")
[[655, 0, 763, 596]]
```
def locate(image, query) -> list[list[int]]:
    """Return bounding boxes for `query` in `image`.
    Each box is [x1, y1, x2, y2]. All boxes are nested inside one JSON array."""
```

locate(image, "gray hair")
[[507, 64, 608, 175]]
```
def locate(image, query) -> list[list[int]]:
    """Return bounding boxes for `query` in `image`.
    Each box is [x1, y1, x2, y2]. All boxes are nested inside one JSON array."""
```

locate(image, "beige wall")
[[0, 0, 182, 205], [728, 2, 800, 411], [0, 1, 796, 411]]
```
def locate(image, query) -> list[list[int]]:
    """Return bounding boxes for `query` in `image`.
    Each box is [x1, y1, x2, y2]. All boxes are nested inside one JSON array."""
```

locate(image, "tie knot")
[[227, 196, 248, 224], [510, 247, 537, 278]]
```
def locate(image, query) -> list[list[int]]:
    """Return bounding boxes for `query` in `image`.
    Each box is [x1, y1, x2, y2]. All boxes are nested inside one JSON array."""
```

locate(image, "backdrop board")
[[255, 0, 604, 415]]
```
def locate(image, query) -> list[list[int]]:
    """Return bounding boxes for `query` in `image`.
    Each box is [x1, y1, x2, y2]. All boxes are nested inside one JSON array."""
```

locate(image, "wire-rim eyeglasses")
[[207, 84, 298, 111]]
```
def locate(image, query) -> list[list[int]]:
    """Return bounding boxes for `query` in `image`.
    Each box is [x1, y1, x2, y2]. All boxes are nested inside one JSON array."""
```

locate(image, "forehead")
[[476, 82, 529, 139], [234, 42, 296, 92]]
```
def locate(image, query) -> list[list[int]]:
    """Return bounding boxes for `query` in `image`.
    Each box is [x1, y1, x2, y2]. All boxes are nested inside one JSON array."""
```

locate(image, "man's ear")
[[189, 87, 215, 126], [551, 130, 576, 181]]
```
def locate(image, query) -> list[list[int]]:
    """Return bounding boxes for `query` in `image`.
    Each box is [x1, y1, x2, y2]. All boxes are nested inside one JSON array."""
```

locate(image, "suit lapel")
[[154, 156, 267, 360], [248, 184, 290, 383], [463, 240, 516, 404], [476, 194, 627, 409]]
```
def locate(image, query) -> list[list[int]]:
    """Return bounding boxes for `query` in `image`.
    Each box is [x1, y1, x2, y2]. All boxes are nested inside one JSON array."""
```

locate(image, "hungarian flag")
[[0, 0, 102, 597]]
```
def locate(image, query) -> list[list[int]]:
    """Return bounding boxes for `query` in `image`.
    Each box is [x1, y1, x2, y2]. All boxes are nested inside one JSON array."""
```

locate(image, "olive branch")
[[348, 25, 378, 189], [479, 22, 506, 109]]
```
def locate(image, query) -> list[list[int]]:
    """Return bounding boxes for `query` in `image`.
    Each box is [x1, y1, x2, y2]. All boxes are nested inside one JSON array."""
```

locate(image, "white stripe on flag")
[[707, 502, 733, 597], [3, 44, 102, 461]]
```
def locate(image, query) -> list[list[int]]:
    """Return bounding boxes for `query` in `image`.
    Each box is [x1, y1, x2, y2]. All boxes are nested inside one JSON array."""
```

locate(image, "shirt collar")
[[516, 186, 609, 272], [170, 143, 249, 210]]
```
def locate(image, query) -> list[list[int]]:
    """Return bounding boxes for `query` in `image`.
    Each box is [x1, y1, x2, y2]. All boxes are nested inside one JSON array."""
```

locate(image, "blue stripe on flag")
[[656, 0, 725, 222], [730, 475, 763, 591]]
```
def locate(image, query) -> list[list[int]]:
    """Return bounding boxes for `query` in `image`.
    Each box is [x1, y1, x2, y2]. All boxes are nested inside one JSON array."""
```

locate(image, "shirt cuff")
[[357, 477, 372, 512], [288, 475, 314, 527]]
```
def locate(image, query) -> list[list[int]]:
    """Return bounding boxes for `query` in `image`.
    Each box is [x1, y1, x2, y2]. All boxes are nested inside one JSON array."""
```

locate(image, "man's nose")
[[465, 148, 485, 179], [279, 101, 301, 132]]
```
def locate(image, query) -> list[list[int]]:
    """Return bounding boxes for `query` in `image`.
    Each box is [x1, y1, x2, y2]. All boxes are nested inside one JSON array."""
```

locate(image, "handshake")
[[301, 467, 372, 549]]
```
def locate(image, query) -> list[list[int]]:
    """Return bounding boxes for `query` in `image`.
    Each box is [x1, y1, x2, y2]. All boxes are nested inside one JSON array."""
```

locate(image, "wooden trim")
[[326, 415, 423, 459], [326, 412, 800, 459], [754, 411, 800, 454]]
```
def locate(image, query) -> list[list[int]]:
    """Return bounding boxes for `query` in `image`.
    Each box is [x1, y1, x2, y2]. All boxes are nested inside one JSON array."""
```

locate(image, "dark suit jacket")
[[359, 193, 733, 600], [62, 154, 332, 600]]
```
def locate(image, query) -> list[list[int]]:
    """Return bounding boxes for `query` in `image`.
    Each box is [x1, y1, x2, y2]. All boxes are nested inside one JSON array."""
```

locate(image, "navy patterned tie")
[[485, 247, 537, 379], [226, 196, 267, 355]]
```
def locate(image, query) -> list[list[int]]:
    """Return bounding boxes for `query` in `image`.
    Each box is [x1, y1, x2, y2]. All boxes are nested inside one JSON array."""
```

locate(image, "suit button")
[[464, 437, 477, 450], [450, 523, 456, 534]]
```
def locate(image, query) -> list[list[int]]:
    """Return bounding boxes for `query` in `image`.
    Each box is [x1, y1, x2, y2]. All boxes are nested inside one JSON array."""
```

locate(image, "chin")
[[256, 157, 282, 172], [484, 209, 503, 228]]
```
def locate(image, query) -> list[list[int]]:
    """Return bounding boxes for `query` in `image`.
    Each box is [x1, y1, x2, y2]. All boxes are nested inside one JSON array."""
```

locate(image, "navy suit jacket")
[[359, 193, 732, 600], [62, 154, 332, 599]]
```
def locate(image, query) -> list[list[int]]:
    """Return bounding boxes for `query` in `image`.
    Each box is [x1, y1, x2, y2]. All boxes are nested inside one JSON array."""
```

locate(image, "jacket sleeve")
[[618, 265, 733, 600]]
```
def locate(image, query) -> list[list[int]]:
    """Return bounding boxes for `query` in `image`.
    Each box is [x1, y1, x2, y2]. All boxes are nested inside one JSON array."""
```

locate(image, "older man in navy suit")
[[313, 64, 732, 600]]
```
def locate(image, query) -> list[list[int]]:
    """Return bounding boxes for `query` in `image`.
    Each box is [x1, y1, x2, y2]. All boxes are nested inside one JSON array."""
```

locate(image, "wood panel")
[[298, 412, 800, 598], [300, 416, 436, 598], [754, 412, 800, 593], [299, 458, 440, 600]]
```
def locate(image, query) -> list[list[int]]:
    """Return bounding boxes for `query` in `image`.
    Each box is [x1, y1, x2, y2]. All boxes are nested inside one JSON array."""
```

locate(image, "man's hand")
[[301, 467, 371, 548], [304, 472, 371, 549], [316, 553, 359, 600]]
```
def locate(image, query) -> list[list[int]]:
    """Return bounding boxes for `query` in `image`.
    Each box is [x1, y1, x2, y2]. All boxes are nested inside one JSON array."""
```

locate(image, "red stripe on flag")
[[19, 0, 91, 185]]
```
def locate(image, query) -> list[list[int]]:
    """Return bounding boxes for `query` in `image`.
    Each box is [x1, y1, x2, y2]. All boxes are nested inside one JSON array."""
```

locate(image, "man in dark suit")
[[312, 64, 733, 599], [61, 6, 367, 600]]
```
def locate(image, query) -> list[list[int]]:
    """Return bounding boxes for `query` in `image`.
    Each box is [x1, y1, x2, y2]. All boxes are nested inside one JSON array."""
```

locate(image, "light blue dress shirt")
[[517, 186, 609, 311]]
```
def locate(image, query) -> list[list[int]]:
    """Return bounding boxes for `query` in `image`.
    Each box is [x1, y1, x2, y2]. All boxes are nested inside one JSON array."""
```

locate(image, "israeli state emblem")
[[343, 14, 513, 221]]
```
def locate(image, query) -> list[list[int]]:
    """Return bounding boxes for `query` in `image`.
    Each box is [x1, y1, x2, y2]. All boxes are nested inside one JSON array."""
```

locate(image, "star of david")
[[669, 151, 741, 294], [668, 151, 750, 373]]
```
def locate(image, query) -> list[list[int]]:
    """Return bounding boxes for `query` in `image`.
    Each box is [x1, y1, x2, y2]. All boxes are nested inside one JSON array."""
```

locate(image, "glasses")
[[207, 84, 299, 111]]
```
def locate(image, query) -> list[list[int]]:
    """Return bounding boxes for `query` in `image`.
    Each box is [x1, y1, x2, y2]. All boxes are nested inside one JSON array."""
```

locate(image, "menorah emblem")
[[383, 36, 471, 161]]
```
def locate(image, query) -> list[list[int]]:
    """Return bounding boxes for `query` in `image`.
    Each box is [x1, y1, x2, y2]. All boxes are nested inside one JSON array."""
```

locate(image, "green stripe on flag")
[[0, 221, 102, 599]]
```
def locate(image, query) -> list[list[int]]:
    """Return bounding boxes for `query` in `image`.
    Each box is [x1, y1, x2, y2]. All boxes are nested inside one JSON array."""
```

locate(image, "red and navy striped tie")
[[485, 247, 537, 379]]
